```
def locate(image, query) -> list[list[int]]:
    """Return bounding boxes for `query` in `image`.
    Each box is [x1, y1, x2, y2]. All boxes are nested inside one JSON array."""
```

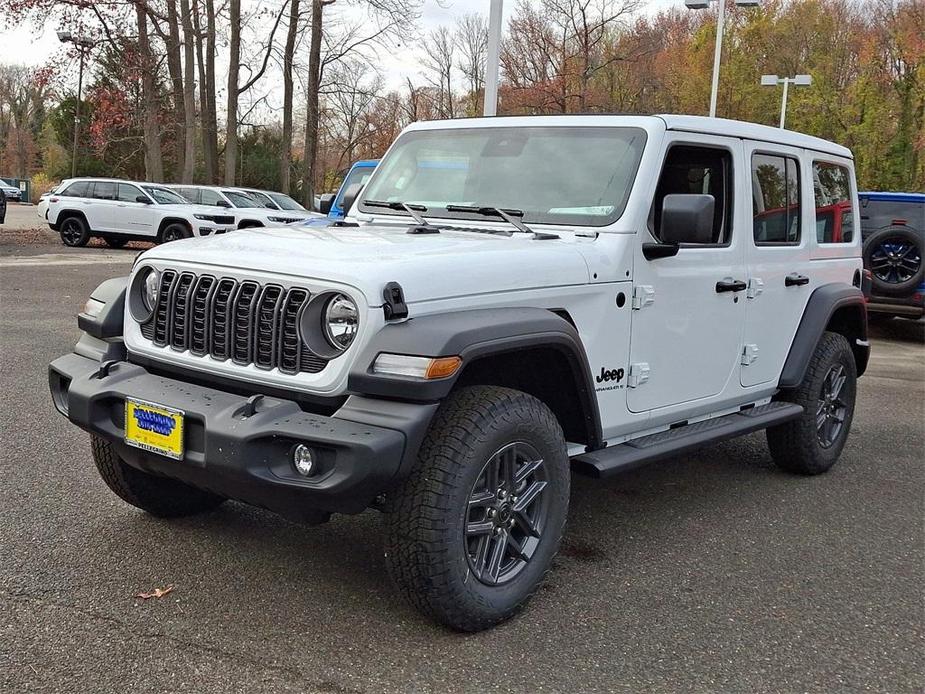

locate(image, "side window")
[[93, 181, 117, 200], [752, 154, 800, 245], [118, 183, 143, 202], [199, 189, 225, 206], [813, 162, 854, 243], [652, 145, 733, 244], [62, 181, 90, 198], [175, 187, 199, 204]]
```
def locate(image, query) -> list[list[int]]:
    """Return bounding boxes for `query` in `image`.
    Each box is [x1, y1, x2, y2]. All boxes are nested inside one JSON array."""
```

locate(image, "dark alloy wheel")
[[863, 226, 923, 296], [816, 363, 848, 449], [767, 331, 857, 475], [465, 441, 550, 586], [384, 386, 569, 631], [160, 223, 191, 243], [60, 216, 90, 247]]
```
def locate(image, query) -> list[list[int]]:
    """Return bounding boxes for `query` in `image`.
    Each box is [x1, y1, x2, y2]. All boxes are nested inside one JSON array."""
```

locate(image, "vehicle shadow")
[[868, 316, 925, 344]]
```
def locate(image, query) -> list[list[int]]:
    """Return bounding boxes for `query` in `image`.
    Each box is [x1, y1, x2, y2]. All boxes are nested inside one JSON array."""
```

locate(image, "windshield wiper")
[[445, 205, 536, 235], [363, 199, 438, 232]]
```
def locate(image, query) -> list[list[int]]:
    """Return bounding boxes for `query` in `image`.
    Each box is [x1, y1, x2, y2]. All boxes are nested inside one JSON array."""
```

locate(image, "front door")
[[114, 183, 159, 237], [627, 137, 747, 413]]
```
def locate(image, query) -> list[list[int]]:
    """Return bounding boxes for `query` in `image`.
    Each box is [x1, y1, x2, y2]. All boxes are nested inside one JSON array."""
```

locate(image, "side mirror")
[[136, 195, 152, 204], [341, 184, 363, 215], [217, 200, 231, 208], [659, 194, 715, 245], [318, 193, 335, 215]]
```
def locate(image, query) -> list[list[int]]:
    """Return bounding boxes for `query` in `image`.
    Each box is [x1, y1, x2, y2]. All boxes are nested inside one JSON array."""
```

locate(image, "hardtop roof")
[[406, 113, 852, 160]]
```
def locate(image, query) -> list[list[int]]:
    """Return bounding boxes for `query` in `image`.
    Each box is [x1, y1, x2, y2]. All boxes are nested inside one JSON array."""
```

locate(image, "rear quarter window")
[[62, 181, 91, 197], [812, 162, 854, 244]]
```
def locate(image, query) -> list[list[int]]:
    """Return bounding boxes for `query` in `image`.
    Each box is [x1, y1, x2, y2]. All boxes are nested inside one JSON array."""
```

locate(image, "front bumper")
[[49, 352, 437, 520]]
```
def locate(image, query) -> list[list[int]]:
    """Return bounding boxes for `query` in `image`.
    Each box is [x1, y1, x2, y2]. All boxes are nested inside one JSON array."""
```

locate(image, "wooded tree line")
[[1, 0, 922, 202]]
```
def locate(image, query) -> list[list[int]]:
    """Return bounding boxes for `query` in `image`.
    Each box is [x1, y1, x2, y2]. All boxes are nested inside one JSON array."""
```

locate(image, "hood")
[[139, 223, 594, 304]]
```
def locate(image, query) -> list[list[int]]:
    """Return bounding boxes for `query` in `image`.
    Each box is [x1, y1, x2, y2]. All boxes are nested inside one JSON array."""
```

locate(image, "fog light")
[[292, 444, 315, 476]]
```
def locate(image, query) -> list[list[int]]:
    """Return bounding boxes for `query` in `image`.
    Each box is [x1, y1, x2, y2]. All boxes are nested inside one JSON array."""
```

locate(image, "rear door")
[[740, 143, 812, 387], [88, 181, 118, 232]]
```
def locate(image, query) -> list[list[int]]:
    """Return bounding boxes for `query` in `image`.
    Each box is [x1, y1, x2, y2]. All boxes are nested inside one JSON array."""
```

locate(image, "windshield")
[[360, 126, 646, 227], [268, 192, 305, 211], [246, 190, 278, 209], [143, 186, 187, 205], [222, 189, 263, 208]]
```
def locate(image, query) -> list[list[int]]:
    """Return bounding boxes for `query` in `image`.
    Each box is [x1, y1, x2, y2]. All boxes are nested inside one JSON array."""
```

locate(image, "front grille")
[[200, 214, 235, 225], [140, 271, 327, 374]]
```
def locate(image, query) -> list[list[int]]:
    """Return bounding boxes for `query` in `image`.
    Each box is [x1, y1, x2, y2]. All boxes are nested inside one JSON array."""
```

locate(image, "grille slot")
[[142, 270, 328, 374]]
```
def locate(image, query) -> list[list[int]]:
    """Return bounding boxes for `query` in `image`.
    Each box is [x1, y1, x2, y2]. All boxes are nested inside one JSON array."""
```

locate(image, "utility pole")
[[58, 31, 96, 178], [483, 0, 503, 116], [761, 74, 812, 128], [685, 0, 760, 118]]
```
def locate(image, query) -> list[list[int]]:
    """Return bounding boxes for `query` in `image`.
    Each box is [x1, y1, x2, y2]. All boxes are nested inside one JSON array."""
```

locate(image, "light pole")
[[685, 0, 760, 118], [483, 0, 503, 116], [58, 31, 96, 178], [761, 74, 812, 128]]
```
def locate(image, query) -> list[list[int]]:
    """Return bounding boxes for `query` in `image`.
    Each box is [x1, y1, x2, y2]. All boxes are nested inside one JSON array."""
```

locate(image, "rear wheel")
[[384, 386, 569, 631], [767, 332, 857, 475], [160, 223, 191, 243], [59, 216, 90, 247], [91, 436, 225, 517]]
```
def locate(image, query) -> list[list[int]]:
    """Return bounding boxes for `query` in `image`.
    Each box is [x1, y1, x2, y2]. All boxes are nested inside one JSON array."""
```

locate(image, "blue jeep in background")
[[304, 160, 379, 227], [860, 191, 925, 320]]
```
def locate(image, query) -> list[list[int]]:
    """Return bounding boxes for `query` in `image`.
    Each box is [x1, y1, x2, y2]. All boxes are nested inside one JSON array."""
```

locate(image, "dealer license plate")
[[124, 398, 185, 460]]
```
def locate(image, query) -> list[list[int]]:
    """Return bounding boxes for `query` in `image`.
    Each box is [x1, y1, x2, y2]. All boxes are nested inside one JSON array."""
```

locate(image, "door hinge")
[[632, 285, 655, 310], [746, 278, 764, 299], [628, 362, 650, 388], [741, 344, 759, 366]]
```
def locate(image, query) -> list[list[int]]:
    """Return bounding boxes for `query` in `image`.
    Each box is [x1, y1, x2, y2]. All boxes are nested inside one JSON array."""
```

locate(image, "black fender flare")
[[348, 307, 603, 447], [77, 276, 128, 340], [779, 283, 869, 389], [158, 217, 193, 237]]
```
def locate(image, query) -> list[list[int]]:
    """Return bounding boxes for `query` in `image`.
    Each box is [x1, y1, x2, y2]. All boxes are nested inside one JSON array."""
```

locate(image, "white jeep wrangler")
[[49, 115, 869, 631]]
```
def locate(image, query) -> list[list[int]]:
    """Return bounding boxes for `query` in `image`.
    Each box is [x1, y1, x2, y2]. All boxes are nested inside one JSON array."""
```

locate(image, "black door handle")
[[716, 279, 747, 293], [785, 273, 810, 287]]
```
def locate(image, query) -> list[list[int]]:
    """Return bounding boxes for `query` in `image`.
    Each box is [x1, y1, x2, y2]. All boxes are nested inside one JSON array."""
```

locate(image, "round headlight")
[[323, 294, 358, 351], [142, 268, 160, 311]]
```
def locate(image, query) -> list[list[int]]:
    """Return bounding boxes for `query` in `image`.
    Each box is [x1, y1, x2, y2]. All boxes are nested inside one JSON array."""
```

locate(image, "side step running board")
[[572, 401, 803, 478]]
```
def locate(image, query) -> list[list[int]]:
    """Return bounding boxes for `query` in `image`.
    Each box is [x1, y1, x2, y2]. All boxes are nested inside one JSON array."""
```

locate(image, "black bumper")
[[49, 353, 437, 520]]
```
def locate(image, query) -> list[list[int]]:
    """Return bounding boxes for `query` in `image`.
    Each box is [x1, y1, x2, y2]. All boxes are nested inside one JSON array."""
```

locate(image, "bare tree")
[[135, 1, 164, 180], [224, 0, 241, 183], [300, 0, 327, 207], [192, 0, 218, 181], [422, 26, 455, 118], [162, 0, 188, 175], [280, 0, 301, 193], [454, 13, 488, 115], [179, 0, 197, 181]]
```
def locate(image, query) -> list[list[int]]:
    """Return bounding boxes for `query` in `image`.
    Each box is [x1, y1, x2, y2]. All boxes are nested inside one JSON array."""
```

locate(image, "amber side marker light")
[[372, 354, 463, 380]]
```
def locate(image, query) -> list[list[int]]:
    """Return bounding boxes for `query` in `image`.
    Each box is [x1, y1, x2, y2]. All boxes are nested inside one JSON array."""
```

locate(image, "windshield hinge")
[[632, 285, 655, 310], [382, 282, 408, 320]]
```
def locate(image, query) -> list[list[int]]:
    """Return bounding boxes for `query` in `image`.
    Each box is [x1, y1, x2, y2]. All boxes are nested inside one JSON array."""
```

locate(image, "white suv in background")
[[235, 187, 321, 223], [169, 185, 319, 228], [46, 178, 238, 247]]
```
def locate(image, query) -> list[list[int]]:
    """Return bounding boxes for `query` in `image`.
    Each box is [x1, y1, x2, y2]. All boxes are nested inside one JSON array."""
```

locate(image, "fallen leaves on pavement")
[[135, 585, 175, 600]]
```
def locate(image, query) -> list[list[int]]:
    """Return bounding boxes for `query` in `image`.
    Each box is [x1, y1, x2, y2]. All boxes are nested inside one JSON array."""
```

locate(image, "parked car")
[[0, 185, 6, 224], [234, 187, 320, 223], [298, 160, 379, 228], [50, 115, 868, 631], [169, 184, 323, 229], [0, 179, 23, 202], [46, 177, 238, 247], [859, 191, 924, 320]]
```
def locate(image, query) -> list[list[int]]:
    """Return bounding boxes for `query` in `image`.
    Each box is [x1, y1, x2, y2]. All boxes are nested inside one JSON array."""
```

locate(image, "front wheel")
[[383, 386, 569, 631], [767, 331, 857, 475], [160, 223, 191, 243]]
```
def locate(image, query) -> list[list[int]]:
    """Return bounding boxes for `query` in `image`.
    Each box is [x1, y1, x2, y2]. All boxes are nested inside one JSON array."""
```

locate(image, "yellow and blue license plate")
[[124, 398, 185, 460]]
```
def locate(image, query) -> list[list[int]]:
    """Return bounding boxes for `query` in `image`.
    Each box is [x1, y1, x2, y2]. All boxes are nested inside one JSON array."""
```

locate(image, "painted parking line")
[[0, 253, 135, 267]]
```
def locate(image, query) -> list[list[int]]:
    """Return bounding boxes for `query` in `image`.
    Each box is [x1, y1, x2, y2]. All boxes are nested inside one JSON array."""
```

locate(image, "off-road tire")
[[104, 236, 129, 249], [767, 332, 857, 475], [383, 386, 570, 631], [59, 215, 90, 247], [91, 435, 225, 517], [159, 223, 191, 243]]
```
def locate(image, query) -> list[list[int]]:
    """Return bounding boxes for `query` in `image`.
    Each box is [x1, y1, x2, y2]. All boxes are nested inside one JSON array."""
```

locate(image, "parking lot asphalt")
[[1, 246, 923, 693]]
